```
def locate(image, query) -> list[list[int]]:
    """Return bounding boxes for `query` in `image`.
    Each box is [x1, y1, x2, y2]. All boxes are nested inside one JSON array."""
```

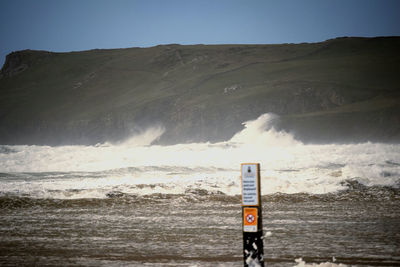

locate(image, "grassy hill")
[[0, 37, 399, 145]]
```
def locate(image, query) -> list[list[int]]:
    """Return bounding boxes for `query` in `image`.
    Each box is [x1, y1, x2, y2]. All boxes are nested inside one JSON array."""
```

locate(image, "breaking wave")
[[0, 113, 399, 199]]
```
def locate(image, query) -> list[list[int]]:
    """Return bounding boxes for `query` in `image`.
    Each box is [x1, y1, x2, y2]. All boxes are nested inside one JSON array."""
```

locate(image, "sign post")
[[241, 163, 264, 267]]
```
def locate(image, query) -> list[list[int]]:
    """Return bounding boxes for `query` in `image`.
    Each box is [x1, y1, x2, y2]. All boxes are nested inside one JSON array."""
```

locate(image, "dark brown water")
[[1, 190, 399, 267]]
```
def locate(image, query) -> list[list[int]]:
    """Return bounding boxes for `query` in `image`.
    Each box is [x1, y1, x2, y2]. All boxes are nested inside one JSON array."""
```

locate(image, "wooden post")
[[241, 163, 264, 267]]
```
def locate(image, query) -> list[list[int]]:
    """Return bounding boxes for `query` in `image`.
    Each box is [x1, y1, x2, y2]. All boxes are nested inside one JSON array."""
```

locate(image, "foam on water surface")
[[0, 113, 399, 199], [293, 258, 347, 267]]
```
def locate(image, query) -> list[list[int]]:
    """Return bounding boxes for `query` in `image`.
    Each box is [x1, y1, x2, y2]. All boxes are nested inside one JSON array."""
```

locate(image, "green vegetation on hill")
[[0, 37, 399, 145]]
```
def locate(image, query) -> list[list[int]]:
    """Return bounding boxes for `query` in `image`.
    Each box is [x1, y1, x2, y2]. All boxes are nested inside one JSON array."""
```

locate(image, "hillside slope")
[[0, 37, 399, 145]]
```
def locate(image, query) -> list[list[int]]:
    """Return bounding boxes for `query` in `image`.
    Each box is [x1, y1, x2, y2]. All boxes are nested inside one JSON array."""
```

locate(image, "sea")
[[0, 114, 399, 266]]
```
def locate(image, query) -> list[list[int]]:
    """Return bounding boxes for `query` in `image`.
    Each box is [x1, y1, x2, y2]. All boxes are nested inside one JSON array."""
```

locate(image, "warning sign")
[[246, 214, 255, 223], [241, 163, 264, 265], [243, 207, 258, 232], [241, 164, 259, 206]]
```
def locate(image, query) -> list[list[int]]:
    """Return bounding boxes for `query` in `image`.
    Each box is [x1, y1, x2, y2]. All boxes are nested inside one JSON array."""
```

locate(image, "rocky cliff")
[[0, 37, 399, 145]]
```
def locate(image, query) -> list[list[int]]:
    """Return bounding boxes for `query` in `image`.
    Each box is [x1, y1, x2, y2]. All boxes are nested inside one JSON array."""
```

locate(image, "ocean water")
[[0, 114, 399, 266]]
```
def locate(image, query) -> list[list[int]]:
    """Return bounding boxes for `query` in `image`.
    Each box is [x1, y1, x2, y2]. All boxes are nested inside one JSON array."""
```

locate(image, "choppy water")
[[1, 114, 399, 266]]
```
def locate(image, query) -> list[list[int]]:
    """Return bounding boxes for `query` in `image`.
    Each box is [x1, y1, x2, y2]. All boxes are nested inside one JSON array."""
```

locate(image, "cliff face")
[[0, 50, 52, 78], [0, 37, 399, 145]]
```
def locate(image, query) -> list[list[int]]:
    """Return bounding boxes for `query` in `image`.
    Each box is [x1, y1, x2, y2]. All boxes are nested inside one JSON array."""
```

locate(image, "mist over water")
[[0, 113, 399, 199]]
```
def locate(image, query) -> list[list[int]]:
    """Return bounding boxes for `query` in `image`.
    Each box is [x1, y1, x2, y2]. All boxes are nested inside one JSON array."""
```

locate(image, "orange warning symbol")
[[243, 208, 258, 226]]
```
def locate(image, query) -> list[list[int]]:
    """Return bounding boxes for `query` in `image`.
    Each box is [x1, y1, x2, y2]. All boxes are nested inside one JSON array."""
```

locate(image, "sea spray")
[[230, 113, 299, 147], [0, 113, 399, 199], [117, 125, 165, 146]]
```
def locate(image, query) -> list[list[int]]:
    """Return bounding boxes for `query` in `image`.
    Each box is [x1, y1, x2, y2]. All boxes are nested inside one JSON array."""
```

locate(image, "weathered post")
[[241, 163, 264, 267]]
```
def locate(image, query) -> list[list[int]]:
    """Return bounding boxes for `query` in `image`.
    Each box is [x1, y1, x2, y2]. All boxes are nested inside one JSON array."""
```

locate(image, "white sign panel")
[[244, 225, 258, 232], [241, 164, 259, 206]]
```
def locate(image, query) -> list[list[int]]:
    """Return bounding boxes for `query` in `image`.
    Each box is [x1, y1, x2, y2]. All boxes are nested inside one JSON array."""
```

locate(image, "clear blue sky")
[[1, 0, 400, 66]]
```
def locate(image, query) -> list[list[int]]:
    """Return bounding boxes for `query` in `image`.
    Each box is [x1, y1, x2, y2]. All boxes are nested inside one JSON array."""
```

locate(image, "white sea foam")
[[293, 257, 347, 267], [0, 113, 399, 199]]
